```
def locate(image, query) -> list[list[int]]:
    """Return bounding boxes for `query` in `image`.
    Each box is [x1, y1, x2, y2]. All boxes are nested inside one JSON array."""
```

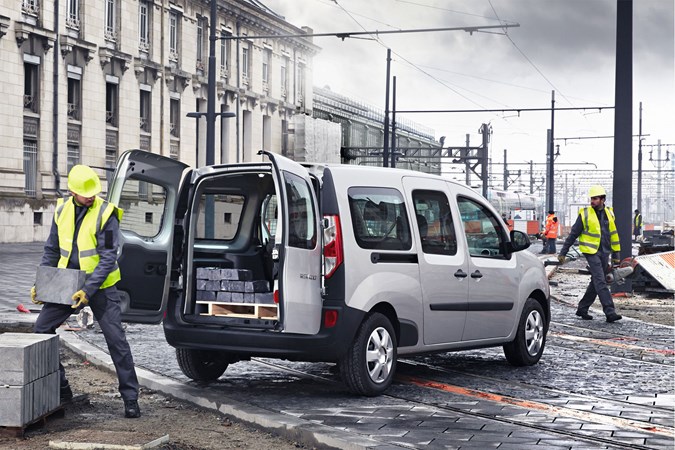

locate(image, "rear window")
[[194, 193, 245, 240], [348, 187, 412, 251]]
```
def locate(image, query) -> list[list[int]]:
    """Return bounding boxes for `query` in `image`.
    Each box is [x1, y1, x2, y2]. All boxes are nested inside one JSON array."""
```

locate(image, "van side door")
[[403, 177, 468, 345], [261, 151, 322, 335], [107, 150, 189, 324], [456, 194, 520, 340]]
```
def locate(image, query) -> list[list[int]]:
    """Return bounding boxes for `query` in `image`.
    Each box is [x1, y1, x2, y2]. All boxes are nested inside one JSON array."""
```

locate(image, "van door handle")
[[471, 270, 483, 279], [454, 269, 468, 279]]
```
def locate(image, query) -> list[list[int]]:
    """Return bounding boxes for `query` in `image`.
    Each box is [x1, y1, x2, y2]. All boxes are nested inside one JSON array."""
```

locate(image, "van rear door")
[[107, 150, 189, 324], [261, 151, 322, 335]]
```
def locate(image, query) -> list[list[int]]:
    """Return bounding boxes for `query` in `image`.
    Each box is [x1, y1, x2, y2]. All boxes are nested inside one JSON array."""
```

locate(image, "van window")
[[117, 179, 167, 238], [412, 190, 457, 256], [195, 193, 244, 240], [284, 172, 316, 250], [457, 196, 507, 258], [348, 187, 412, 251]]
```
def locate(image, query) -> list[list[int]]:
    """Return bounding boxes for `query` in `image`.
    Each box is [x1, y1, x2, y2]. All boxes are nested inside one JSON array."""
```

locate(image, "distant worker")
[[544, 211, 559, 254], [558, 185, 622, 323], [31, 165, 141, 418], [539, 210, 555, 254], [633, 209, 643, 242]]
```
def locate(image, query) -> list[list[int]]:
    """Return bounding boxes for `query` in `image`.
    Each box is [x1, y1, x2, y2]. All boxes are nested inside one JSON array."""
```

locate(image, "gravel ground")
[[0, 346, 310, 450]]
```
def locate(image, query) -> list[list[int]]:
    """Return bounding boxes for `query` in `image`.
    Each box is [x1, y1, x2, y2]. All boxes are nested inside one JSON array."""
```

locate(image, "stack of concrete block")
[[196, 267, 273, 304], [0, 333, 60, 427]]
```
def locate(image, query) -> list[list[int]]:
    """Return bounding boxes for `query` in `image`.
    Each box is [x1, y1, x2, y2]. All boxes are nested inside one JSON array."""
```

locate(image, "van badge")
[[300, 273, 317, 280]]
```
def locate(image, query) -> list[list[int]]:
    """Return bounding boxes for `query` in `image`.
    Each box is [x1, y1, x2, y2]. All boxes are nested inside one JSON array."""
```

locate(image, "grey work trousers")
[[576, 252, 617, 317], [34, 285, 139, 401]]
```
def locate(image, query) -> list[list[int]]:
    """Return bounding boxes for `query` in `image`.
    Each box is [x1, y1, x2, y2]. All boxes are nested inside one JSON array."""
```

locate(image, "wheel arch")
[[368, 302, 400, 345]]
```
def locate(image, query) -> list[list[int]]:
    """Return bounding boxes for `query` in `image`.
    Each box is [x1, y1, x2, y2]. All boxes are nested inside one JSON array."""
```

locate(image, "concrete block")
[[231, 292, 244, 303], [0, 333, 59, 385], [216, 291, 231, 302], [0, 371, 59, 427], [195, 290, 215, 301], [222, 269, 252, 281], [254, 292, 275, 304], [204, 281, 220, 291], [228, 281, 246, 292], [242, 293, 255, 303], [35, 266, 85, 305], [245, 280, 270, 293]]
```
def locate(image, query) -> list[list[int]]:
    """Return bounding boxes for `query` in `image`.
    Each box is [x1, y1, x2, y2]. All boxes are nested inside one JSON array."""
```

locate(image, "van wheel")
[[339, 313, 397, 396], [503, 298, 547, 366], [176, 348, 229, 381]]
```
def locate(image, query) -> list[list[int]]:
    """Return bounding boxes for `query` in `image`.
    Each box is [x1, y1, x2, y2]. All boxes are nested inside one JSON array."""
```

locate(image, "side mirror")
[[508, 230, 530, 253]]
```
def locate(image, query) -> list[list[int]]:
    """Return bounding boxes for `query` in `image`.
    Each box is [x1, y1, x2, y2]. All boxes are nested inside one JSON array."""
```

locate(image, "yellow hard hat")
[[588, 185, 606, 198], [68, 165, 101, 197]]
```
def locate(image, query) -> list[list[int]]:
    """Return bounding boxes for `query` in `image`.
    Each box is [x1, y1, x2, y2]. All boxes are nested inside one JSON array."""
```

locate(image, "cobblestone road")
[[1, 242, 673, 449]]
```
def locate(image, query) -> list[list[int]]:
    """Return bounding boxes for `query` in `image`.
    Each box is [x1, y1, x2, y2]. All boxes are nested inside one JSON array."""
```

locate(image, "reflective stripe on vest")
[[54, 196, 121, 289], [578, 206, 621, 255]]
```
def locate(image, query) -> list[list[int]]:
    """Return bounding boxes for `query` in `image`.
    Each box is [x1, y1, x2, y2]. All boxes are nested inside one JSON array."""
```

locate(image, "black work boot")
[[606, 313, 623, 323], [60, 383, 73, 402], [575, 311, 593, 320], [124, 399, 141, 418]]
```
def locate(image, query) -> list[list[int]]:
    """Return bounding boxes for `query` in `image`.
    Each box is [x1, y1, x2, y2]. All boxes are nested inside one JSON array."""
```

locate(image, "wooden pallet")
[[197, 301, 278, 319]]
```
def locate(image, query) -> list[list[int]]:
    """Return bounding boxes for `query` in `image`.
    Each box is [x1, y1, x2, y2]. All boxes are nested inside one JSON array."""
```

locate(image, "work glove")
[[71, 290, 89, 309], [30, 286, 43, 305], [557, 254, 566, 265]]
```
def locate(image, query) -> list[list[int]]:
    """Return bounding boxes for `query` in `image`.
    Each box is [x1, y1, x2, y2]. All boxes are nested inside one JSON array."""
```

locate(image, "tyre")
[[503, 298, 547, 366], [176, 348, 229, 381], [339, 312, 397, 396]]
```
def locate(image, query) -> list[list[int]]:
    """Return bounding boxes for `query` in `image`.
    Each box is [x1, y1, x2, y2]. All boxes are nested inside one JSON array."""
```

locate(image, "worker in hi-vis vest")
[[557, 185, 622, 323], [544, 211, 559, 254], [31, 165, 141, 418], [633, 209, 643, 241]]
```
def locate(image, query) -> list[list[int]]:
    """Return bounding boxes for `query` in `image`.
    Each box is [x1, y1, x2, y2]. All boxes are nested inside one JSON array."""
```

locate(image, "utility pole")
[[503, 149, 508, 191], [529, 160, 534, 194], [465, 134, 471, 185], [637, 101, 643, 214], [547, 90, 555, 214], [383, 48, 391, 167], [391, 76, 397, 168], [613, 0, 633, 261], [479, 123, 490, 198]]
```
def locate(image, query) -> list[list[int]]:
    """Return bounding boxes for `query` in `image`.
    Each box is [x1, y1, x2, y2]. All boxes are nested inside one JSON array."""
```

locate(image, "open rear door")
[[107, 150, 189, 323], [261, 151, 322, 334]]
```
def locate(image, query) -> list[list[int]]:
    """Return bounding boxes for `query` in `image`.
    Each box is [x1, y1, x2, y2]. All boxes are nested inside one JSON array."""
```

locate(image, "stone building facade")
[[0, 0, 318, 242]]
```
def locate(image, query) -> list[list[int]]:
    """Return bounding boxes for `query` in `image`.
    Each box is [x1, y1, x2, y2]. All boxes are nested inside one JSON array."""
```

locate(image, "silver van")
[[111, 149, 549, 396]]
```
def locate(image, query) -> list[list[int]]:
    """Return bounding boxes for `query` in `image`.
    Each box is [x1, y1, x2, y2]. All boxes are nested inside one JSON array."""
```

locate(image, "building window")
[[262, 48, 270, 87], [104, 0, 117, 41], [280, 57, 287, 98], [105, 131, 117, 169], [138, 0, 150, 51], [66, 0, 80, 29], [242, 44, 250, 83], [21, 0, 39, 16], [106, 82, 118, 127], [220, 30, 230, 77], [140, 89, 151, 132], [297, 63, 306, 105], [67, 77, 81, 120], [23, 139, 38, 197], [170, 98, 180, 138], [24, 62, 39, 113], [67, 145, 80, 173], [196, 16, 205, 71], [169, 11, 180, 62]]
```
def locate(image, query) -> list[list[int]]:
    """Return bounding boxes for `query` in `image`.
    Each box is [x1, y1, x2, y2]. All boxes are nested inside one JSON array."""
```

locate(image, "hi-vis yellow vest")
[[578, 206, 620, 255], [54, 196, 122, 289]]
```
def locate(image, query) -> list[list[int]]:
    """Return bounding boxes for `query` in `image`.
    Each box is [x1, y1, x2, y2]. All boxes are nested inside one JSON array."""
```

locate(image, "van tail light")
[[323, 310, 338, 328], [323, 214, 343, 279], [273, 290, 279, 304]]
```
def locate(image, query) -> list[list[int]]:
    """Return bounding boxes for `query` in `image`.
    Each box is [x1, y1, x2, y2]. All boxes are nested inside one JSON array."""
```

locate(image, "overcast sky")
[[263, 0, 674, 183]]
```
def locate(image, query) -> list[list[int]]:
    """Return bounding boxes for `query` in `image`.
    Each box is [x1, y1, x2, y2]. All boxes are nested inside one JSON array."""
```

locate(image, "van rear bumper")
[[163, 305, 365, 362]]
